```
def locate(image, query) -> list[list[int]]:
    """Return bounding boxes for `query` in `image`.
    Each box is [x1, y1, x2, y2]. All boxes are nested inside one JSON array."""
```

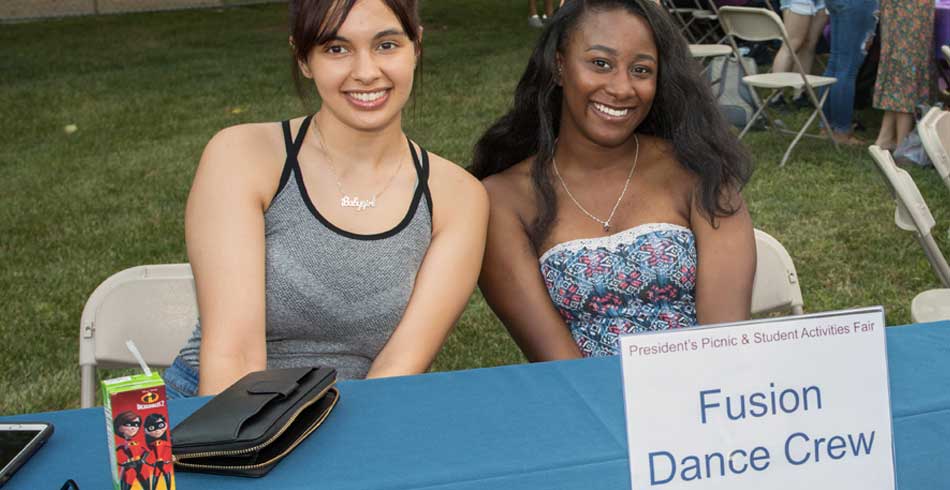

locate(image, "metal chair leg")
[[694, 24, 718, 44], [780, 107, 819, 166], [780, 89, 835, 166], [919, 233, 950, 288], [738, 88, 778, 140], [758, 94, 784, 130], [81, 364, 97, 408]]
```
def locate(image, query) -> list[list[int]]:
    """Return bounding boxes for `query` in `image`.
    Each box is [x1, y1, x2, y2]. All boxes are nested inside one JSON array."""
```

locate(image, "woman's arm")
[[691, 188, 756, 325], [365, 155, 490, 378], [477, 174, 583, 362], [188, 125, 276, 395]]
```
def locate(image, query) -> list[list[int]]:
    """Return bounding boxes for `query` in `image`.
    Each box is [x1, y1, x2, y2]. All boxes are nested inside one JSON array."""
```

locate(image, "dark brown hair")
[[471, 0, 752, 250], [288, 0, 422, 101], [113, 411, 140, 436]]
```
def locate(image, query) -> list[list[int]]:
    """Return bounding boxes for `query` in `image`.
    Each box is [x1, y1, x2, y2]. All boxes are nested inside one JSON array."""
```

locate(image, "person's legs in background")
[[873, 0, 933, 150], [792, 5, 828, 104], [772, 8, 814, 74], [822, 0, 878, 144], [875, 111, 914, 150], [528, 0, 543, 27], [799, 5, 828, 76], [772, 1, 828, 107], [528, 0, 554, 28]]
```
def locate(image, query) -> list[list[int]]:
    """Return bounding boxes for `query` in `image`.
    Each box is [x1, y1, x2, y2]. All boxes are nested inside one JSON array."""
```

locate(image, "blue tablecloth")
[[3, 321, 949, 489]]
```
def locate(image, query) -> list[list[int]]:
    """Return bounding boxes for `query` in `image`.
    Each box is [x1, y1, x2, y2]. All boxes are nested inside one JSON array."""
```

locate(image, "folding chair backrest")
[[869, 145, 950, 287], [918, 107, 950, 189], [79, 263, 197, 407], [943, 45, 950, 66], [751, 229, 804, 316], [661, 0, 694, 32], [869, 146, 938, 234], [717, 6, 785, 43]]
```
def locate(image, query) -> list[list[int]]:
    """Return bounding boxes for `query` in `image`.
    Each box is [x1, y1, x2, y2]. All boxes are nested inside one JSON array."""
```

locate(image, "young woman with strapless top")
[[472, 0, 755, 360]]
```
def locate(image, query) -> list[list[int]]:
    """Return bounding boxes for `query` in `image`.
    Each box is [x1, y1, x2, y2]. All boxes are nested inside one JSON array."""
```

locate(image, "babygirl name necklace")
[[552, 134, 639, 233], [313, 120, 404, 212]]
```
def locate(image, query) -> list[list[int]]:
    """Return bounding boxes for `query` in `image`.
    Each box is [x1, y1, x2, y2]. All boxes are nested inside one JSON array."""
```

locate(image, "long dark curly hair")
[[471, 0, 752, 250]]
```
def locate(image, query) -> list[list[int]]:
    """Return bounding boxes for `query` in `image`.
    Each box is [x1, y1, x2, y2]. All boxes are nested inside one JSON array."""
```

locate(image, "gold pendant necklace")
[[552, 134, 639, 233]]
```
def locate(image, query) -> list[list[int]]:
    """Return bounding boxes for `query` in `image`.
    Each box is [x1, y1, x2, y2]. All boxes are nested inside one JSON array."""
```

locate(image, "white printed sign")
[[619, 307, 895, 490]]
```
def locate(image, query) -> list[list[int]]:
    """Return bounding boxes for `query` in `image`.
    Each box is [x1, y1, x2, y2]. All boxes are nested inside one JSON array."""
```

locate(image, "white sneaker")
[[528, 14, 543, 28]]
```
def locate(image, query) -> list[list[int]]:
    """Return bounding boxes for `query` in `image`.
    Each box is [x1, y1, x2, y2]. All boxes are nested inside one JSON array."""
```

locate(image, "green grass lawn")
[[2, 1, 948, 415]]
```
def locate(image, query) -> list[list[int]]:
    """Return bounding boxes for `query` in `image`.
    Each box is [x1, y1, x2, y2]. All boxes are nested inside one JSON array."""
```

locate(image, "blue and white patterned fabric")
[[539, 223, 698, 357]]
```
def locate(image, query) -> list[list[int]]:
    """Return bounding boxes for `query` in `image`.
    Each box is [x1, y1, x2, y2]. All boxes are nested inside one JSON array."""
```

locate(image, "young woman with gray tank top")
[[162, 0, 489, 398]]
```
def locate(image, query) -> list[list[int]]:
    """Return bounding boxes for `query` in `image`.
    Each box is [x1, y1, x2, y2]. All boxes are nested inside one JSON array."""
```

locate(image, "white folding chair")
[[751, 229, 805, 316], [661, 0, 712, 43], [685, 0, 721, 43], [942, 45, 950, 66], [718, 6, 839, 166], [916, 107, 950, 193], [79, 263, 198, 407], [689, 43, 733, 80], [689, 44, 733, 59], [868, 145, 950, 322], [686, 2, 740, 82]]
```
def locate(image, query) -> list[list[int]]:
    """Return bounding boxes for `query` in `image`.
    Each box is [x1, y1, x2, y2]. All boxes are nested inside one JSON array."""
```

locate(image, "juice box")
[[102, 372, 175, 490]]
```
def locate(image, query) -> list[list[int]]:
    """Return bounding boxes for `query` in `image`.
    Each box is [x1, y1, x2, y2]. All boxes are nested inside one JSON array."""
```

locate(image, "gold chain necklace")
[[312, 119, 405, 212], [552, 134, 639, 233]]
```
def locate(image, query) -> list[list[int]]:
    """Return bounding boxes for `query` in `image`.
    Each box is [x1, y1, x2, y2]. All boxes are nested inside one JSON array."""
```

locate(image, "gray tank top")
[[177, 115, 433, 379]]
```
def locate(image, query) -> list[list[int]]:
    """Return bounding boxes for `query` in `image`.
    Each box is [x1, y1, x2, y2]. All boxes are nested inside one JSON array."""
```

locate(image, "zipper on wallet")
[[173, 384, 338, 470]]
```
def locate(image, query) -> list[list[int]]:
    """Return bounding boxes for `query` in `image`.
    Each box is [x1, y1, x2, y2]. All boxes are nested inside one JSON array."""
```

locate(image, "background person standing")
[[770, 0, 828, 106], [822, 0, 878, 144], [873, 0, 934, 150]]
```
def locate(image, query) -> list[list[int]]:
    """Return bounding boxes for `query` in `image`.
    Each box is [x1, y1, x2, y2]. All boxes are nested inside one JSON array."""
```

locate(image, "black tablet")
[[0, 422, 54, 488]]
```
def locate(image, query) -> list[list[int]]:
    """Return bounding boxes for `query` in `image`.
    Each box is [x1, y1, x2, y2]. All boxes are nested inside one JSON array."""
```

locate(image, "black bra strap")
[[281, 115, 313, 161], [408, 137, 421, 173], [421, 146, 430, 180], [275, 115, 314, 201], [291, 115, 313, 158], [281, 120, 294, 158], [407, 137, 433, 217]]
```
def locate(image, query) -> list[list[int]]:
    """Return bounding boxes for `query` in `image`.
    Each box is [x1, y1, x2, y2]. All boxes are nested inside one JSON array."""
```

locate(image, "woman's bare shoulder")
[[424, 150, 489, 224], [640, 135, 699, 187], [195, 121, 291, 204], [426, 151, 486, 199], [481, 158, 535, 209], [202, 121, 283, 160]]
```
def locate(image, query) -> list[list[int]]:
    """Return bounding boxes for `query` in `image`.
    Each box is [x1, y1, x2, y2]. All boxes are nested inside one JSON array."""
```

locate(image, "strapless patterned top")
[[539, 223, 698, 357]]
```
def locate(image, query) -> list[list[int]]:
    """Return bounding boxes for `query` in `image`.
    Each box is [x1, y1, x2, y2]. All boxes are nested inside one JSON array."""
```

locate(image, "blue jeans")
[[162, 356, 199, 399], [822, 0, 878, 133]]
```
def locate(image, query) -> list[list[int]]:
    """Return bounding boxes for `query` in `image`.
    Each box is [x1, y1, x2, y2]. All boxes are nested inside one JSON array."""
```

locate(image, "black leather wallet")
[[171, 367, 338, 477]]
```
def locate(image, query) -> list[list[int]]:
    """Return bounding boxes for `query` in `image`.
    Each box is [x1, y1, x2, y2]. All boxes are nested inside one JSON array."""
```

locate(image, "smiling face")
[[298, 0, 419, 132], [557, 7, 658, 148]]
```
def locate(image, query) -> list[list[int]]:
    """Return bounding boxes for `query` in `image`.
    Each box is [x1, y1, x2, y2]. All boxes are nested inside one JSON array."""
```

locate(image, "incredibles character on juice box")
[[102, 371, 175, 490], [144, 413, 173, 490]]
